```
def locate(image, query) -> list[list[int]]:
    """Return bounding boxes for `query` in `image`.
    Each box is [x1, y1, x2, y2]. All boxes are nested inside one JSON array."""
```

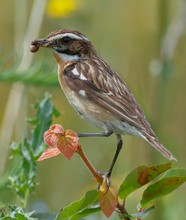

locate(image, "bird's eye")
[[62, 36, 72, 44]]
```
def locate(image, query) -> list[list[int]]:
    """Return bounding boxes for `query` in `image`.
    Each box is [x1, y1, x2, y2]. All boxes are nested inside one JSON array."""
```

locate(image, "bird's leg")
[[77, 130, 113, 137], [77, 130, 115, 190], [97, 134, 123, 191], [106, 134, 123, 178], [78, 131, 123, 190]]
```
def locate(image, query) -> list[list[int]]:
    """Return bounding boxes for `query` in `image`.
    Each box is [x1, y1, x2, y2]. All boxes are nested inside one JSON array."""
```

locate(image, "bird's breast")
[[57, 65, 117, 129]]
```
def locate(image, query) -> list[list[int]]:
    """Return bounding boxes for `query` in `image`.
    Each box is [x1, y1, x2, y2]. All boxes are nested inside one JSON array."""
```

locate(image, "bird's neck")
[[53, 50, 80, 64], [52, 51, 75, 76]]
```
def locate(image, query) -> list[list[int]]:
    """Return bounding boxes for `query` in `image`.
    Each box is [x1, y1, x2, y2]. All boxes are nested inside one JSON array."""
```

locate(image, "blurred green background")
[[0, 0, 186, 219]]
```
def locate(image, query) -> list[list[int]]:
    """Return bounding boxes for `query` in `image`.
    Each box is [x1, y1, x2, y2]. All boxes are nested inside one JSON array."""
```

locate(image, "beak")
[[30, 38, 52, 53], [31, 38, 50, 48]]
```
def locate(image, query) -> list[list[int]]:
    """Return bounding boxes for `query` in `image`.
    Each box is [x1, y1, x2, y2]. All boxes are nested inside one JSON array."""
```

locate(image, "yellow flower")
[[46, 0, 77, 18]]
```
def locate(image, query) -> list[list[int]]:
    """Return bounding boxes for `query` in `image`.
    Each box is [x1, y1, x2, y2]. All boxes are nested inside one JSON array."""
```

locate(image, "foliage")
[[0, 61, 58, 87], [0, 94, 59, 217], [0, 206, 35, 220], [56, 190, 99, 220], [40, 124, 186, 219], [0, 96, 186, 220], [39, 124, 79, 161]]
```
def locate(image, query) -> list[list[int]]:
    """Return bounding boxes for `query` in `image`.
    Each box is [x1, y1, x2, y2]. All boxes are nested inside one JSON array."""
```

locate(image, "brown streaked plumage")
[[31, 29, 176, 177]]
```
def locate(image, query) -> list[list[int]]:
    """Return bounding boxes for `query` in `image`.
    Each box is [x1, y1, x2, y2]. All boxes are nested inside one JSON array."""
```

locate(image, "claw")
[[97, 172, 111, 194]]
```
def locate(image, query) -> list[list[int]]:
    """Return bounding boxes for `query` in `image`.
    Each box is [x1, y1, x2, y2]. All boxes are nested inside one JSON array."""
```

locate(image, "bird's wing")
[[63, 59, 153, 136], [63, 60, 176, 161]]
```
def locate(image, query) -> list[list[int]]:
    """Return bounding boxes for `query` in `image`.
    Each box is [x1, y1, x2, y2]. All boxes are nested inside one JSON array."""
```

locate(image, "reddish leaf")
[[56, 130, 79, 160], [51, 124, 64, 133], [37, 147, 60, 161], [44, 124, 64, 147], [43, 124, 79, 160], [56, 137, 76, 160], [99, 183, 118, 217], [64, 129, 79, 150]]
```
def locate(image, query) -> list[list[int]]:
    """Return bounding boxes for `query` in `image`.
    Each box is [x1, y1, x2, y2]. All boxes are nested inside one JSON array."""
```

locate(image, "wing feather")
[[64, 59, 155, 137], [63, 58, 176, 161]]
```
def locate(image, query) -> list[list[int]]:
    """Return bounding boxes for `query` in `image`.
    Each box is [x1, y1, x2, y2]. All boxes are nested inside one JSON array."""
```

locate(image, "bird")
[[30, 29, 176, 179]]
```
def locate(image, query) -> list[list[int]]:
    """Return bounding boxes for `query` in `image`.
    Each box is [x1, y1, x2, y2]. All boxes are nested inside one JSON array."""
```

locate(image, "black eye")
[[62, 36, 72, 44]]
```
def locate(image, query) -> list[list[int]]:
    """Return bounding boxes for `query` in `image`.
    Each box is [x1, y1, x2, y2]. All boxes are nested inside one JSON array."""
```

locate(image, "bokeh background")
[[0, 0, 186, 219]]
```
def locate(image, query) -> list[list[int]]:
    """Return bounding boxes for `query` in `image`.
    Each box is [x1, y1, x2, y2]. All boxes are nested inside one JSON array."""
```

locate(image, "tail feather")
[[143, 135, 177, 161]]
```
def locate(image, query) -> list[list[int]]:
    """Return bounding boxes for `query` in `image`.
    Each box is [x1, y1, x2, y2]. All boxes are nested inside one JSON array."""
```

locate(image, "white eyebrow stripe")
[[48, 33, 89, 41]]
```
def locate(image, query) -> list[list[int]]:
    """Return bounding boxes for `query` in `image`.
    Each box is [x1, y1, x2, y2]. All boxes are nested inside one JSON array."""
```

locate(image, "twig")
[[117, 200, 131, 220], [76, 145, 103, 184], [76, 145, 133, 220]]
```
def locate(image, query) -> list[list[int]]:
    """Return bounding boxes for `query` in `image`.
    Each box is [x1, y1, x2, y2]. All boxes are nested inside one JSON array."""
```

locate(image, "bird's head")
[[31, 29, 96, 63]]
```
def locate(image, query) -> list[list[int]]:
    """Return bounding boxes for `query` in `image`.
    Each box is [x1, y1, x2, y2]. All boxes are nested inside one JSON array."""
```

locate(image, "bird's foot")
[[96, 171, 111, 194]]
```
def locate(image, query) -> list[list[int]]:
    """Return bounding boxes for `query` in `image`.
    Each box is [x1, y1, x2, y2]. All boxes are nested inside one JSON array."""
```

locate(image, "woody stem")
[[76, 145, 103, 184]]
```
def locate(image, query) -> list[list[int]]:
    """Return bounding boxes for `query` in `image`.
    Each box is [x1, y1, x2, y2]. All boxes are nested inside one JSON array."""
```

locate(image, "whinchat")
[[31, 29, 176, 177]]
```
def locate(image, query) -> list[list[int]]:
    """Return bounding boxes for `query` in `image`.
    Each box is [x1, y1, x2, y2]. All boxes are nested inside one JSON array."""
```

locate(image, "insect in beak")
[[30, 38, 50, 53]]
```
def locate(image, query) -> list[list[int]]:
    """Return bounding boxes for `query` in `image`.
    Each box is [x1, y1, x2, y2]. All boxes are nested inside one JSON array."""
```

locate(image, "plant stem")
[[76, 145, 103, 184], [22, 189, 29, 210], [117, 201, 131, 220], [76, 145, 133, 220]]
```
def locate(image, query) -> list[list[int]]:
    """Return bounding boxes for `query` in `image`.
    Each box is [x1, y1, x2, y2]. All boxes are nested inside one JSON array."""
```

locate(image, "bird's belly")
[[63, 89, 142, 138], [58, 74, 142, 137], [61, 87, 114, 129]]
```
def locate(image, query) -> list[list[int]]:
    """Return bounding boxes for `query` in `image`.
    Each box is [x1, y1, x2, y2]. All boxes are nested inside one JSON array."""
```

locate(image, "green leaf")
[[0, 217, 12, 220], [8, 139, 37, 200], [140, 168, 186, 207], [119, 162, 171, 199], [31, 93, 59, 156], [56, 190, 99, 220], [0, 61, 58, 86], [0, 206, 35, 220], [68, 206, 100, 220], [0, 95, 58, 204]]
